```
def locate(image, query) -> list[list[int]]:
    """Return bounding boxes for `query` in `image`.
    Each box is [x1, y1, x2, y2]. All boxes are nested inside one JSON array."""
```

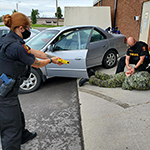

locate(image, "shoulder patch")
[[22, 44, 31, 54], [142, 46, 146, 51]]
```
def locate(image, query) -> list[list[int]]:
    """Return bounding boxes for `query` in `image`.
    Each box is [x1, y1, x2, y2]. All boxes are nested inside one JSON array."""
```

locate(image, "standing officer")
[[0, 12, 62, 150], [115, 37, 149, 74]]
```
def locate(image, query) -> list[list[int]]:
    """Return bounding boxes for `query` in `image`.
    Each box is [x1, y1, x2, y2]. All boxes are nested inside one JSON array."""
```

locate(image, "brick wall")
[[116, 0, 143, 40], [101, 0, 115, 28], [94, 0, 149, 43]]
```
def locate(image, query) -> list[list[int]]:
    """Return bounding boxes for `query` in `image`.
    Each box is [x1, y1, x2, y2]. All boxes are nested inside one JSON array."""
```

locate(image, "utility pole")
[[56, 0, 59, 26], [16, 1, 21, 12]]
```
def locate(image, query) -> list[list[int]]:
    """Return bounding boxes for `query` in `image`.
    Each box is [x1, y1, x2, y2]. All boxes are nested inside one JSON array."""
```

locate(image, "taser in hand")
[[57, 58, 70, 65]]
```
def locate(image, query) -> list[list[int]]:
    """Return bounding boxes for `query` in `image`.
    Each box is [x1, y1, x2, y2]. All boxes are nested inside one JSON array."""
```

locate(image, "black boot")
[[79, 78, 89, 87], [88, 69, 95, 77], [21, 130, 37, 144]]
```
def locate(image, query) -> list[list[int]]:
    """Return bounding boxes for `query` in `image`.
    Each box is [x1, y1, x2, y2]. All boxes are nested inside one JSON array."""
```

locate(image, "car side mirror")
[[47, 44, 54, 51]]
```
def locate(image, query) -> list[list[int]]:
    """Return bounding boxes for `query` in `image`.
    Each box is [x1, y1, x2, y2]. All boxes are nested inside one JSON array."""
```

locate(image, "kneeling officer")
[[0, 12, 62, 150]]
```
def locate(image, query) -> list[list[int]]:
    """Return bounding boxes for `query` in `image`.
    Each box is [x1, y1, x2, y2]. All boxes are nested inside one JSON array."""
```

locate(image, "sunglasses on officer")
[[22, 26, 31, 31]]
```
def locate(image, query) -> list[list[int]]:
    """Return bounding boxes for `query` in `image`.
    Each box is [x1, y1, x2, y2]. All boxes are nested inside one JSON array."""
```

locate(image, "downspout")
[[114, 0, 118, 28], [100, 0, 102, 6]]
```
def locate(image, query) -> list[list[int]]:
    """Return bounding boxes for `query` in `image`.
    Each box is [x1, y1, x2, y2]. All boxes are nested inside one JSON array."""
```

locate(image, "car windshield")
[[26, 30, 59, 50], [30, 28, 40, 34]]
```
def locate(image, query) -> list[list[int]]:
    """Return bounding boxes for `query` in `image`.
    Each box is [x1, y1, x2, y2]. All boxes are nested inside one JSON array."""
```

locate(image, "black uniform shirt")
[[5, 30, 35, 65], [126, 41, 148, 58]]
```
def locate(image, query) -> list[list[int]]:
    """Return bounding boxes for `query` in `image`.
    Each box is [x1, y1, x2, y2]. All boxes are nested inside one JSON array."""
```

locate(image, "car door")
[[87, 28, 109, 67], [45, 28, 92, 78], [45, 50, 88, 78]]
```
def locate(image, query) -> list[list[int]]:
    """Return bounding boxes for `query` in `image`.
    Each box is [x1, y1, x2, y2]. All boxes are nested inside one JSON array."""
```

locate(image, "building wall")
[[148, 25, 150, 46], [139, 1, 150, 44], [64, 7, 111, 29], [94, 0, 150, 46], [117, 0, 142, 39], [29, 17, 64, 26], [37, 18, 64, 26], [99, 0, 115, 28]]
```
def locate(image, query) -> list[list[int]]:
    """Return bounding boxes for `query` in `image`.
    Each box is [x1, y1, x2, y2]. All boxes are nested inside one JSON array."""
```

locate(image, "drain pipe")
[[114, 0, 118, 28], [100, 0, 102, 6]]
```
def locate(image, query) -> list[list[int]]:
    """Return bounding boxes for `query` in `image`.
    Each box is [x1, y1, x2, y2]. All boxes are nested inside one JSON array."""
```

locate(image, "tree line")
[[0, 7, 63, 24]]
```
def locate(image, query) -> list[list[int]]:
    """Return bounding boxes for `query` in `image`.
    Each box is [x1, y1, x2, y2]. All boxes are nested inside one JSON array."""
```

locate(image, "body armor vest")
[[0, 35, 30, 81]]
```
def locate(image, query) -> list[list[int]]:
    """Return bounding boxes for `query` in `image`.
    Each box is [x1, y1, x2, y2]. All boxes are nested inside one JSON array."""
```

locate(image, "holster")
[[0, 61, 31, 97], [0, 76, 16, 97]]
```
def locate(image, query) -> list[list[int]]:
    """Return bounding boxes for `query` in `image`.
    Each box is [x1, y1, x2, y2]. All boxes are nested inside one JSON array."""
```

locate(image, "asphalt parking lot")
[[0, 77, 83, 150]]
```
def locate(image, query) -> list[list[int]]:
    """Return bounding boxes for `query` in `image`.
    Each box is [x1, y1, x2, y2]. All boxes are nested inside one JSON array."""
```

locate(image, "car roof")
[[0, 26, 9, 30], [45, 25, 100, 32], [44, 25, 113, 39]]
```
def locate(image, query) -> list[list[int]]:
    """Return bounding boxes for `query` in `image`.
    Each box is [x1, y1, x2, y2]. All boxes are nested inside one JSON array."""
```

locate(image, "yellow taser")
[[57, 58, 70, 65]]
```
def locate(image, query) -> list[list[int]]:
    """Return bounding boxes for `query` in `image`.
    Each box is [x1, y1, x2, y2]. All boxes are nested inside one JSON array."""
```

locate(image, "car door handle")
[[103, 45, 106, 48], [75, 57, 82, 60]]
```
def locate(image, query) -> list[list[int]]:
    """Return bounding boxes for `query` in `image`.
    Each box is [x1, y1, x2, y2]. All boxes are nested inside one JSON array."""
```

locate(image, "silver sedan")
[[19, 25, 127, 93]]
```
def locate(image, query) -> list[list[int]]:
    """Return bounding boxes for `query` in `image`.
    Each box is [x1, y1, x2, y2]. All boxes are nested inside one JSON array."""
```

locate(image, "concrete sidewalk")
[[78, 66, 150, 150]]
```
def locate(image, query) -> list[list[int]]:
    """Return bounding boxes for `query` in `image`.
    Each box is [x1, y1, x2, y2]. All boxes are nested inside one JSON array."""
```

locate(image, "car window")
[[26, 30, 59, 50], [0, 29, 10, 36], [90, 29, 106, 43], [54, 28, 92, 51]]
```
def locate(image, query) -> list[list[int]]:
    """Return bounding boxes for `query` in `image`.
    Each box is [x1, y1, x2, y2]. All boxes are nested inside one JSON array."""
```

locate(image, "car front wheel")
[[19, 68, 41, 94], [102, 50, 117, 69]]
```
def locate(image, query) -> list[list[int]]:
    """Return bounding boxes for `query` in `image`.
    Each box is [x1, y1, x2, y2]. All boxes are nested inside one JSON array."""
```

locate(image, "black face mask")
[[22, 29, 31, 39]]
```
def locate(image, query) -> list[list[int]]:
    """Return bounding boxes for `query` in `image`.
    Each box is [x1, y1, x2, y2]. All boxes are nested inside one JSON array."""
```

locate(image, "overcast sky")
[[0, 0, 94, 17]]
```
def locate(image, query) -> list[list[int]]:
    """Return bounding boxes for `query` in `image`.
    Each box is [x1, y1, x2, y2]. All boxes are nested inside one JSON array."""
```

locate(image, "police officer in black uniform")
[[116, 37, 149, 75], [0, 12, 62, 150]]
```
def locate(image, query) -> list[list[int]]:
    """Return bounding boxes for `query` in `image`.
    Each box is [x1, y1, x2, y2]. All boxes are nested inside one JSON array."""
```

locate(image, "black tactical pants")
[[116, 56, 147, 74], [0, 96, 27, 150]]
